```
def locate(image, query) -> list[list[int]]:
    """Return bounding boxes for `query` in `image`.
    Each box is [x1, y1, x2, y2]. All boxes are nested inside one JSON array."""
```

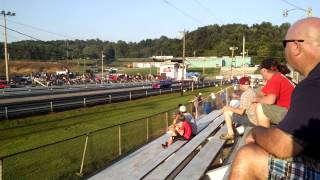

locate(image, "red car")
[[0, 80, 9, 89]]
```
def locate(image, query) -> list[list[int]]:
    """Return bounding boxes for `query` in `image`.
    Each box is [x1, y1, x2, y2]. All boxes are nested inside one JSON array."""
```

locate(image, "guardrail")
[[0, 81, 220, 120], [0, 86, 233, 180]]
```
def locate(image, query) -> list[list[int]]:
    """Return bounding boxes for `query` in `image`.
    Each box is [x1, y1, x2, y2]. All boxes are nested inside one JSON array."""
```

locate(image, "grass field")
[[118, 67, 158, 75], [188, 67, 221, 77], [0, 86, 223, 179]]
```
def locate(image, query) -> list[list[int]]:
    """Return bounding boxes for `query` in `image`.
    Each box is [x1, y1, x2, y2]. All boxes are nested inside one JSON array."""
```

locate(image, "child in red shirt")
[[162, 114, 192, 149]]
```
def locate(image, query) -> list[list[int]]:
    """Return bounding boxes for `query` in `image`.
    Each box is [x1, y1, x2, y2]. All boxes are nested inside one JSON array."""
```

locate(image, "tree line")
[[0, 22, 290, 64]]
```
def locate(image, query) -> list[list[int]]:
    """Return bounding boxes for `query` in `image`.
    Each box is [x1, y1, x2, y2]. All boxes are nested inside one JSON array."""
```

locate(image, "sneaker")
[[161, 142, 168, 149], [219, 133, 235, 140], [236, 126, 245, 135]]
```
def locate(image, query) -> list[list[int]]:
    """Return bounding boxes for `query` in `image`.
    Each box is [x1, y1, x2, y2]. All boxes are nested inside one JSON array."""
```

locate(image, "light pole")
[[229, 46, 238, 80], [101, 51, 105, 84], [179, 30, 186, 96], [1, 10, 15, 82]]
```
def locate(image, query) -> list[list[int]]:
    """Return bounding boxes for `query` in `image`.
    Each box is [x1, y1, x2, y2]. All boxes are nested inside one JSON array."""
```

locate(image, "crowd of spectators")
[[29, 71, 167, 86]]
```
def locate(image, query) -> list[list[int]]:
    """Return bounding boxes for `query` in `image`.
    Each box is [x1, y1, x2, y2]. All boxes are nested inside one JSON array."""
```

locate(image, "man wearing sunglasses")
[[229, 17, 320, 180]]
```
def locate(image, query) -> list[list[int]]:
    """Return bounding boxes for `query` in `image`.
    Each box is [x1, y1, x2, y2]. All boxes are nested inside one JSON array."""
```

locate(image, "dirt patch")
[[0, 60, 78, 76]]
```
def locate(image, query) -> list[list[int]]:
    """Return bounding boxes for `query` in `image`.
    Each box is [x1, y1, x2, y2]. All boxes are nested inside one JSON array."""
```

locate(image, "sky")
[[1, 0, 319, 43]]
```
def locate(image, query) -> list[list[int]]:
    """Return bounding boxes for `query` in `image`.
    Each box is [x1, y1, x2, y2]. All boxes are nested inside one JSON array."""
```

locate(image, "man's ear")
[[292, 41, 303, 56]]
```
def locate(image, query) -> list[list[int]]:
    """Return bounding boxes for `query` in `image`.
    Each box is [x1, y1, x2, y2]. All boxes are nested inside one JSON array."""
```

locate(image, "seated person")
[[179, 105, 197, 136], [228, 17, 320, 180], [220, 77, 257, 140], [229, 90, 241, 108], [254, 58, 295, 127], [162, 114, 192, 149]]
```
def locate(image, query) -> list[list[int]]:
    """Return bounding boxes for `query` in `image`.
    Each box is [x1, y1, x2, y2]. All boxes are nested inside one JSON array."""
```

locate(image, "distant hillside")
[[1, 22, 290, 65]]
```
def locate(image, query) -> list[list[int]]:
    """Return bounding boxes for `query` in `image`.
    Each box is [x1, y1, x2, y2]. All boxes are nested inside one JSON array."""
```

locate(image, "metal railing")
[[0, 86, 233, 180], [0, 81, 220, 120]]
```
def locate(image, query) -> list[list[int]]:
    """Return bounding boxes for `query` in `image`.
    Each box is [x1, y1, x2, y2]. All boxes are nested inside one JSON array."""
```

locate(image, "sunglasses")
[[282, 39, 304, 48]]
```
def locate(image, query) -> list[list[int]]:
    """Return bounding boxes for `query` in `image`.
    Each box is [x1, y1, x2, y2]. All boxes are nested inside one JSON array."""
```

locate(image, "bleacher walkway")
[[88, 110, 226, 180]]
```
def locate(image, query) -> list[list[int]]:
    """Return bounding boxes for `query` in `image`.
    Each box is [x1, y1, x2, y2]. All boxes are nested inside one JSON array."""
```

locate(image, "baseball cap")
[[179, 105, 187, 112], [198, 92, 202, 96], [239, 77, 250, 85]]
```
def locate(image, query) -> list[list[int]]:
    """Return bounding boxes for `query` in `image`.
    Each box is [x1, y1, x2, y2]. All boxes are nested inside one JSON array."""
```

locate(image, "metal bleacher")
[[88, 110, 228, 180]]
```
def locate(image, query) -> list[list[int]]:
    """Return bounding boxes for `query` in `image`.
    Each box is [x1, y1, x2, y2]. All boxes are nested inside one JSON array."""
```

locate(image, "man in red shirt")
[[162, 114, 192, 148], [254, 59, 295, 127]]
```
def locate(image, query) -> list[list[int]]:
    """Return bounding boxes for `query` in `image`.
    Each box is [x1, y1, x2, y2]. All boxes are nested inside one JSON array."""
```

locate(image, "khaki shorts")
[[261, 104, 288, 124]]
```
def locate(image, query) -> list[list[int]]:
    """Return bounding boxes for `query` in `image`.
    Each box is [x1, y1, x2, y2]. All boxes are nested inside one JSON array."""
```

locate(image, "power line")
[[0, 24, 43, 41], [193, 0, 223, 24], [281, 0, 304, 10], [7, 19, 76, 39], [163, 0, 205, 26]]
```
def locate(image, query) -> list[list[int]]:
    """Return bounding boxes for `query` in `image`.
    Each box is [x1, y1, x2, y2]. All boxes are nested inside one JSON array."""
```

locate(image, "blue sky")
[[1, 0, 319, 42]]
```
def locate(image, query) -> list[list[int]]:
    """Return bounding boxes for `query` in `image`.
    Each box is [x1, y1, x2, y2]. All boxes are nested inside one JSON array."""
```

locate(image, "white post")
[[159, 89, 161, 95], [0, 159, 2, 180], [83, 98, 86, 107], [118, 125, 122, 156], [145, 90, 148, 97], [171, 88, 173, 93], [109, 95, 111, 104], [77, 134, 89, 176], [50, 101, 53, 112], [146, 118, 149, 141], [165, 112, 168, 129], [129, 92, 132, 101], [4, 107, 8, 120]]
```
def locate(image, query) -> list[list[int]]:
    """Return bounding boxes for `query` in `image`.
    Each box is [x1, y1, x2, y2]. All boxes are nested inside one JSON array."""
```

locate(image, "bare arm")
[[255, 94, 277, 105], [175, 126, 184, 136], [248, 126, 303, 158], [224, 106, 245, 115]]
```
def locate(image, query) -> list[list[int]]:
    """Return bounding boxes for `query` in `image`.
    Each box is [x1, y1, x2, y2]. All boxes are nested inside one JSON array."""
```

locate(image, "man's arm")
[[224, 106, 245, 115], [248, 126, 303, 158], [254, 94, 277, 105]]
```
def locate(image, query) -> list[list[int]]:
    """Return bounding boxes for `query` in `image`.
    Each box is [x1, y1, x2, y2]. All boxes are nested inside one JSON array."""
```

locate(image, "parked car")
[[0, 80, 9, 89]]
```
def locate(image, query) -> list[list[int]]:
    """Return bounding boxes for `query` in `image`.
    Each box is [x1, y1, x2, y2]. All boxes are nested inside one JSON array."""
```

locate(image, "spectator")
[[229, 90, 241, 108], [254, 58, 295, 127], [178, 105, 197, 136], [229, 17, 320, 180], [192, 92, 203, 118], [162, 114, 192, 149], [220, 77, 257, 140]]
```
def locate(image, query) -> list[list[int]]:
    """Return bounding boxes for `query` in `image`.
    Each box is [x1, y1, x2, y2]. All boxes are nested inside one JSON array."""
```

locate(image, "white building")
[[159, 62, 186, 80]]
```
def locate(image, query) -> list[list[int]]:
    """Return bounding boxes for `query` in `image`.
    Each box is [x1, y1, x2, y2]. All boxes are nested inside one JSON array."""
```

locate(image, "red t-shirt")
[[262, 73, 295, 109], [181, 121, 192, 140]]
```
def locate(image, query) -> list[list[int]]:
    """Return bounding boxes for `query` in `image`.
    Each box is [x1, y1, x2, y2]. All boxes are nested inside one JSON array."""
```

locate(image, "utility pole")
[[65, 40, 69, 66], [1, 11, 15, 82], [83, 58, 86, 76], [229, 46, 238, 80], [181, 30, 186, 96], [242, 35, 245, 75], [101, 51, 105, 84]]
